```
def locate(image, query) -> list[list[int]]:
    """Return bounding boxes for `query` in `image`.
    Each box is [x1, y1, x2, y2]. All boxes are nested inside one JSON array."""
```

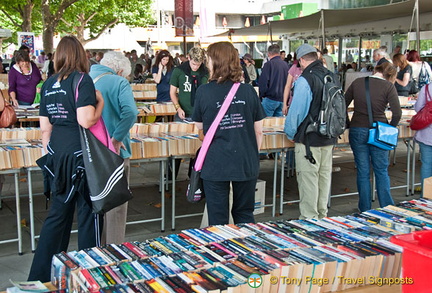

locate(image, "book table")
[[0, 282, 401, 293]]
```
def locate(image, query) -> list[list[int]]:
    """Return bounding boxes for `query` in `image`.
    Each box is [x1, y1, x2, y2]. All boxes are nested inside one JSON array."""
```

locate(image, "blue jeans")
[[418, 141, 432, 197], [349, 127, 394, 212], [261, 97, 283, 117]]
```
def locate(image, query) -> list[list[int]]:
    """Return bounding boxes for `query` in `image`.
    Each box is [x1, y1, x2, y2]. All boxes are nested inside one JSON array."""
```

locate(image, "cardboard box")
[[424, 176, 432, 199], [254, 179, 266, 215]]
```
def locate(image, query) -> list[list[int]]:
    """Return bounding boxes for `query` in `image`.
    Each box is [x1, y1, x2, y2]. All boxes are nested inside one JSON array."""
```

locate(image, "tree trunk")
[[43, 25, 54, 54], [41, 0, 79, 53], [74, 14, 86, 44], [21, 3, 34, 32]]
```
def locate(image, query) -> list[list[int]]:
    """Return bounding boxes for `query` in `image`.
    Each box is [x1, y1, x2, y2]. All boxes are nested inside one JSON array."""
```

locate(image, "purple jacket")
[[8, 62, 42, 104], [414, 84, 432, 146]]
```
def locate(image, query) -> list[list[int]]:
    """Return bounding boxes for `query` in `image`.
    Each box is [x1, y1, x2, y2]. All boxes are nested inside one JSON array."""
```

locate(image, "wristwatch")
[[174, 104, 181, 110]]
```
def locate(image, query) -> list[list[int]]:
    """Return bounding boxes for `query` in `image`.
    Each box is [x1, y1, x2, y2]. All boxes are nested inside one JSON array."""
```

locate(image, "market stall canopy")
[[214, 0, 432, 39]]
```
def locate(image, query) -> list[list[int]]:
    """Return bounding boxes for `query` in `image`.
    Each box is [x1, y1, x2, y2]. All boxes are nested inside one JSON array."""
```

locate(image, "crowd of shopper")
[[1, 35, 432, 283]]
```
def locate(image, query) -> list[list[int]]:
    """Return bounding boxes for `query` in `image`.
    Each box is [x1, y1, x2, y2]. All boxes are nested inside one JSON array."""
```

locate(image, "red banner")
[[174, 0, 194, 37]]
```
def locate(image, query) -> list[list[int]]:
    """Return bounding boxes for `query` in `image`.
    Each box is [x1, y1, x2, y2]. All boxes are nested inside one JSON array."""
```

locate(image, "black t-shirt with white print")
[[40, 71, 96, 152], [192, 80, 266, 181]]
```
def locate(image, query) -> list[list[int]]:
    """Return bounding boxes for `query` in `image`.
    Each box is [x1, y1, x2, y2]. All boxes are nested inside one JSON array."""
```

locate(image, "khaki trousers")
[[294, 143, 333, 219]]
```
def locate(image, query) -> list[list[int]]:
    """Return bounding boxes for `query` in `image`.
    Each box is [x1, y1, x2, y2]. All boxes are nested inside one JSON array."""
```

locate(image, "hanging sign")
[[174, 0, 194, 37]]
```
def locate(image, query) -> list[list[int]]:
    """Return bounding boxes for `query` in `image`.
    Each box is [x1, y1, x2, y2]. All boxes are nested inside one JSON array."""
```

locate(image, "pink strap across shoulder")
[[75, 73, 116, 153], [194, 82, 240, 171]]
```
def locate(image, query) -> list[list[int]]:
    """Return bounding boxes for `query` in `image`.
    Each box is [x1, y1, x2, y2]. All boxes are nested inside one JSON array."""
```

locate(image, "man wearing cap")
[[284, 44, 338, 219], [258, 44, 289, 117]]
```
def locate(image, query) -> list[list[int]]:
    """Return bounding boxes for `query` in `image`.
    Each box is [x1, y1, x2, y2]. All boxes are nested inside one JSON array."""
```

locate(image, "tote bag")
[[74, 73, 132, 214]]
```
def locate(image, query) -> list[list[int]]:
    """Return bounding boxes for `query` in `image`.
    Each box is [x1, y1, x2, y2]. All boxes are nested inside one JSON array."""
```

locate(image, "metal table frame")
[[0, 168, 23, 255], [279, 137, 420, 213], [27, 157, 168, 252], [170, 148, 285, 230]]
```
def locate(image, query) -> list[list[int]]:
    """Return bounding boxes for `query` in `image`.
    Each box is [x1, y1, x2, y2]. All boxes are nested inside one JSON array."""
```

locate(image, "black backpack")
[[305, 75, 346, 139], [302, 74, 346, 164]]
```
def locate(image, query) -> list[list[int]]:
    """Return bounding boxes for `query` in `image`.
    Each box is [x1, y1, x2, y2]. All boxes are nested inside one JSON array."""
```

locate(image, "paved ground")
[[0, 143, 421, 291]]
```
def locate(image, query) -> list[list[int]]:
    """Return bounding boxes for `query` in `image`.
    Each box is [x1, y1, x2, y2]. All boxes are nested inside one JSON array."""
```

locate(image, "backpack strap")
[[93, 72, 113, 84]]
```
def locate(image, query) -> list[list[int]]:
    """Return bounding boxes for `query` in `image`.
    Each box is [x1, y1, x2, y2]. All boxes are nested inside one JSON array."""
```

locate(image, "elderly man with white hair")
[[373, 48, 390, 66], [89, 51, 139, 244]]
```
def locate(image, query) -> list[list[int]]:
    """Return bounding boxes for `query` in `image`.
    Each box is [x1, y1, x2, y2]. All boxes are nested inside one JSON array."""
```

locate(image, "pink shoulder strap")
[[194, 82, 240, 171], [75, 73, 116, 153]]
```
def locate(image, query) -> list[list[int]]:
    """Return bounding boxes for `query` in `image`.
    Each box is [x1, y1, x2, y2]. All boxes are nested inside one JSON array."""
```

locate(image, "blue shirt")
[[284, 76, 313, 140], [89, 64, 139, 159]]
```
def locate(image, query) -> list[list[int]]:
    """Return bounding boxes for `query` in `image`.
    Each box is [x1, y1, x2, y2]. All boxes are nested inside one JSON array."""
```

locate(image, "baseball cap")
[[296, 44, 317, 59]]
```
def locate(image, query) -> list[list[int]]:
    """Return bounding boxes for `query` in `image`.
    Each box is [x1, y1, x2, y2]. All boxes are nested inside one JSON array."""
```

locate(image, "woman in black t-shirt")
[[393, 53, 413, 97], [28, 35, 104, 282], [192, 42, 266, 225]]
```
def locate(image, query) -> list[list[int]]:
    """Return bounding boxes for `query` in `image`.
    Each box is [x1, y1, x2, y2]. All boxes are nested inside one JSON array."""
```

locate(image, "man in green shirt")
[[170, 47, 208, 120]]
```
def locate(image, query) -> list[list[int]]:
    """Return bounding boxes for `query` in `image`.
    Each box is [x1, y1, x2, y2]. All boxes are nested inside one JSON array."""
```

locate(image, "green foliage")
[[59, 0, 154, 41], [0, 0, 43, 45]]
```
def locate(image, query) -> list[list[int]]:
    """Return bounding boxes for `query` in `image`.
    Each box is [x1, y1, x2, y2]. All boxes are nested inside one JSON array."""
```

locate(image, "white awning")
[[214, 0, 432, 39]]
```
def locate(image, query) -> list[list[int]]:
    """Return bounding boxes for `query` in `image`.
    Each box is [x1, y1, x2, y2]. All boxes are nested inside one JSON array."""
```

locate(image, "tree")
[[0, 0, 43, 48], [40, 0, 80, 54], [59, 0, 154, 46], [0, 0, 40, 32]]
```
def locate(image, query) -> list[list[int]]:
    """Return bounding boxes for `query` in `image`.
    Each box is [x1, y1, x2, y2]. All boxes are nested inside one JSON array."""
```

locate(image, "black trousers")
[[202, 179, 257, 226], [28, 175, 101, 282]]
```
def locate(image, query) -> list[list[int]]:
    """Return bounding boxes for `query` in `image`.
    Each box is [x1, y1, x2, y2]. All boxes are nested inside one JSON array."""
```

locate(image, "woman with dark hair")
[[28, 35, 104, 282], [8, 49, 42, 106], [192, 42, 266, 225], [407, 49, 432, 91], [132, 63, 145, 83], [152, 49, 174, 103], [345, 62, 402, 212], [393, 53, 413, 96]]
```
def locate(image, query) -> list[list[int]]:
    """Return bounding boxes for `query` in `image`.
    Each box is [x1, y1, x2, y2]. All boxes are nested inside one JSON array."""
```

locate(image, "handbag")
[[74, 73, 133, 214], [418, 62, 431, 90], [0, 93, 17, 128], [410, 84, 432, 130], [365, 77, 399, 150], [186, 82, 240, 203], [409, 77, 419, 95]]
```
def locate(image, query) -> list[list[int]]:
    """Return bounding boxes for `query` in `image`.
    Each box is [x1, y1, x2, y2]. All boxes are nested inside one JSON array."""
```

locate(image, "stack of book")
[[136, 102, 176, 115], [131, 84, 157, 100], [0, 138, 43, 170], [0, 128, 41, 140], [130, 122, 198, 136], [51, 198, 432, 293]]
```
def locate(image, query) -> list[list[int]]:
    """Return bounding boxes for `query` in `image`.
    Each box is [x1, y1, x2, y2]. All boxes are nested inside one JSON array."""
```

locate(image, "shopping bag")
[[367, 121, 399, 150], [79, 124, 133, 214], [186, 148, 205, 203], [186, 167, 205, 203]]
